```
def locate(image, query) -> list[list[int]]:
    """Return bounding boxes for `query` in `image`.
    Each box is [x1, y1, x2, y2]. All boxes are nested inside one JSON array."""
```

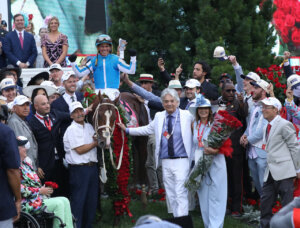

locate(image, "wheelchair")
[[14, 210, 76, 228]]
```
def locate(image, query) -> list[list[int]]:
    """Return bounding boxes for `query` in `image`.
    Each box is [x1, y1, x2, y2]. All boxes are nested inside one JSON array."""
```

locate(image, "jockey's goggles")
[[95, 35, 112, 46]]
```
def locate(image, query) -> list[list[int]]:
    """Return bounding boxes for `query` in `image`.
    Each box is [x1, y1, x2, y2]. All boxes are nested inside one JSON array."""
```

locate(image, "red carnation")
[[274, 78, 279, 83], [45, 181, 59, 189], [292, 28, 300, 46], [277, 71, 282, 77], [267, 75, 274, 81], [275, 82, 281, 88], [281, 84, 287, 89], [295, 5, 300, 22], [284, 14, 295, 29]]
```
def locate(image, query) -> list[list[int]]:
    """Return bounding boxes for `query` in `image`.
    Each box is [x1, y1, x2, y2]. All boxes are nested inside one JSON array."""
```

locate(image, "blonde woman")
[[41, 16, 68, 67]]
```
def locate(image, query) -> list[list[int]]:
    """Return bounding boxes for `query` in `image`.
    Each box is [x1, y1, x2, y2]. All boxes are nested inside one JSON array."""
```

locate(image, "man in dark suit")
[[51, 71, 84, 142], [28, 95, 69, 196], [3, 14, 37, 68]]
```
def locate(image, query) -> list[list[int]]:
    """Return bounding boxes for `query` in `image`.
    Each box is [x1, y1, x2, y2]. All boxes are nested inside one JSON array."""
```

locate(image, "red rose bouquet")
[[185, 110, 242, 191], [44, 181, 59, 189]]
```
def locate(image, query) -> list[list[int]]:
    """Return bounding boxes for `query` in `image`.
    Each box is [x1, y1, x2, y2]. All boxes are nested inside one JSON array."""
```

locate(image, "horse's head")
[[92, 92, 119, 149]]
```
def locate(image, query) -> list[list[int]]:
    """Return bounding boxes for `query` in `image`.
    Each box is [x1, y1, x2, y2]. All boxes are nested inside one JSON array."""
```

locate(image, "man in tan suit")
[[260, 97, 300, 228]]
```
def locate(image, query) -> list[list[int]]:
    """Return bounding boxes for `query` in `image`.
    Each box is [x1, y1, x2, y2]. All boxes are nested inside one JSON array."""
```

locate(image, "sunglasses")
[[225, 89, 236, 93]]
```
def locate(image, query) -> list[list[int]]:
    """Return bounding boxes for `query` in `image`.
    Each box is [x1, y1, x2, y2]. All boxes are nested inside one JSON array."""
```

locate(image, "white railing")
[[20, 67, 74, 87]]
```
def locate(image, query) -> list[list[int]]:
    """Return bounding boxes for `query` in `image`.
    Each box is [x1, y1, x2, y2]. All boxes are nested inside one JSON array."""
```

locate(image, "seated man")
[[17, 136, 73, 228]]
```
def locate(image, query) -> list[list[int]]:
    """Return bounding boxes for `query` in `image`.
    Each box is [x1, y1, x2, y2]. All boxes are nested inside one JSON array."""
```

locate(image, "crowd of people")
[[1, 12, 300, 228]]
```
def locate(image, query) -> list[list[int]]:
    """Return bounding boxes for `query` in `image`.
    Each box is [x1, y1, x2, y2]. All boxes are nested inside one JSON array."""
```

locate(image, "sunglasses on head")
[[220, 79, 231, 83], [225, 89, 236, 93]]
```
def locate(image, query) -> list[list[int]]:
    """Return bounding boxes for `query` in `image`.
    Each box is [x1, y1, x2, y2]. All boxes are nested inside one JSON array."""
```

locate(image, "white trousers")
[[162, 158, 189, 217], [95, 88, 120, 101]]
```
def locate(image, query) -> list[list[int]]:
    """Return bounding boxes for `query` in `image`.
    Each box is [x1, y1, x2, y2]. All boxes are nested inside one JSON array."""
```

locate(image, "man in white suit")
[[118, 88, 194, 220], [260, 97, 300, 228]]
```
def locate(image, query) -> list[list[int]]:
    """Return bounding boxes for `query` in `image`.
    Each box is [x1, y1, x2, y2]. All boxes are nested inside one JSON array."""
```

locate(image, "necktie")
[[167, 115, 174, 157], [44, 116, 51, 131], [185, 101, 194, 110], [71, 96, 75, 102], [266, 123, 271, 141], [19, 32, 23, 49]]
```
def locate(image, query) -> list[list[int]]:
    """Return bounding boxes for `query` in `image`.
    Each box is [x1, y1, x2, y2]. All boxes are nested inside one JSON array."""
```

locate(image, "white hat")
[[0, 78, 16, 91], [23, 84, 57, 98], [213, 46, 228, 61], [49, 63, 62, 71], [16, 135, 31, 149], [241, 72, 261, 81], [250, 79, 269, 94], [138, 74, 155, 82], [13, 95, 31, 107], [168, 80, 182, 89], [260, 97, 282, 111], [287, 74, 300, 90], [40, 81, 60, 94], [62, 71, 76, 82], [184, 79, 201, 88], [70, 101, 84, 113]]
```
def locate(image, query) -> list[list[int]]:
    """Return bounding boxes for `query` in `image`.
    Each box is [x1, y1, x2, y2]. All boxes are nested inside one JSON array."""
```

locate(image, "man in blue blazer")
[[51, 71, 84, 141], [240, 79, 269, 196], [3, 14, 37, 68]]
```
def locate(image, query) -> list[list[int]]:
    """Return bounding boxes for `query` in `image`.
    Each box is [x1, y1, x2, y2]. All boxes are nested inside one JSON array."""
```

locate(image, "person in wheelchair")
[[17, 136, 74, 228]]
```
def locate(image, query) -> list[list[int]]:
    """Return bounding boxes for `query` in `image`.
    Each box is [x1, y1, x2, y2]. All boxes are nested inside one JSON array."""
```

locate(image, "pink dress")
[[41, 33, 68, 67]]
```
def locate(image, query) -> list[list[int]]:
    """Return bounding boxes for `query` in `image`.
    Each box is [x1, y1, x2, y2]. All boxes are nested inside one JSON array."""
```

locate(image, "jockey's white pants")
[[162, 158, 189, 217], [95, 88, 120, 101]]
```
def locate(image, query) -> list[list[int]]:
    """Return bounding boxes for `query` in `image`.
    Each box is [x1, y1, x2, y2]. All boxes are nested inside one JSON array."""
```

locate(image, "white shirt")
[[63, 92, 77, 111], [63, 121, 97, 164]]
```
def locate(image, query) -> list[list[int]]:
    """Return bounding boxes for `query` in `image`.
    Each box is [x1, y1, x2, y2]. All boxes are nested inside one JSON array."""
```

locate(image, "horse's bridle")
[[92, 102, 125, 173]]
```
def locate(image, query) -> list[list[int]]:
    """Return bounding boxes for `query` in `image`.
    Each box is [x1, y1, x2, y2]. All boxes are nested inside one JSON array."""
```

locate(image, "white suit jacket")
[[263, 116, 300, 181], [128, 109, 194, 169]]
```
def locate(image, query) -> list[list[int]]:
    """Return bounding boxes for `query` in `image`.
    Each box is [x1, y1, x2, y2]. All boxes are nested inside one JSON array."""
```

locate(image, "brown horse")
[[88, 92, 149, 185]]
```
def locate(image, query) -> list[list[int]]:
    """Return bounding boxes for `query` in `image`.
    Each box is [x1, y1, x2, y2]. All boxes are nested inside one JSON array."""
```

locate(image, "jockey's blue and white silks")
[[71, 54, 136, 89]]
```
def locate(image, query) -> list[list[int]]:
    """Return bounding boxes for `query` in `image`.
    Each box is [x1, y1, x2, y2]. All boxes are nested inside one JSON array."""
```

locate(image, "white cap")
[[260, 97, 282, 111], [287, 74, 300, 90], [241, 72, 260, 82], [70, 101, 84, 113], [213, 46, 228, 61], [0, 78, 16, 91], [40, 81, 60, 94], [168, 80, 182, 89], [49, 63, 62, 71], [250, 79, 269, 93], [184, 79, 201, 88], [13, 95, 31, 107], [62, 71, 76, 82]]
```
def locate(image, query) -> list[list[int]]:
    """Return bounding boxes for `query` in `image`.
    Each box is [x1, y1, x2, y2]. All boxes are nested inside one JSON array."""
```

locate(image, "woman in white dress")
[[189, 94, 227, 228]]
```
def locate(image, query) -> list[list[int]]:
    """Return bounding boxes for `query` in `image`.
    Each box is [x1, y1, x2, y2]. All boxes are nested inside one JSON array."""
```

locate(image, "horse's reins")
[[92, 102, 125, 172]]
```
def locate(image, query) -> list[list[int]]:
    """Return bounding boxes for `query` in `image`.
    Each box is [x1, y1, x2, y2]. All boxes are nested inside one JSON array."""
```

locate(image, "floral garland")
[[255, 64, 287, 102], [104, 105, 133, 217]]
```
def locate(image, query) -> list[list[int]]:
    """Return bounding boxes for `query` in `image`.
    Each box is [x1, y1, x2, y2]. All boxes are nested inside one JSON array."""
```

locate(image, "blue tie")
[[168, 115, 174, 157]]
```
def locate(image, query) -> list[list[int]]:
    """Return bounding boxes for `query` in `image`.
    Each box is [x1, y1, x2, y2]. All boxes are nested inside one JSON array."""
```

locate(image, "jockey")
[[69, 34, 136, 101]]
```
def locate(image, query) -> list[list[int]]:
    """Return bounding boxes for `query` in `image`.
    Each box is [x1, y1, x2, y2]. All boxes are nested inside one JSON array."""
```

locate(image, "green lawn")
[[94, 199, 254, 228]]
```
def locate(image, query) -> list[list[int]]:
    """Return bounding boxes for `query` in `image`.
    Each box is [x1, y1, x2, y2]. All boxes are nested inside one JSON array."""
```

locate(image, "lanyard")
[[197, 122, 207, 147], [163, 111, 179, 137], [35, 113, 52, 131]]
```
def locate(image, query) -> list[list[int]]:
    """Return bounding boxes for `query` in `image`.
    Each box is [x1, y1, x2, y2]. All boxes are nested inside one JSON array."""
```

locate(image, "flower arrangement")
[[83, 87, 97, 108], [184, 110, 242, 191], [272, 0, 300, 54], [44, 181, 59, 189], [256, 64, 287, 102]]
